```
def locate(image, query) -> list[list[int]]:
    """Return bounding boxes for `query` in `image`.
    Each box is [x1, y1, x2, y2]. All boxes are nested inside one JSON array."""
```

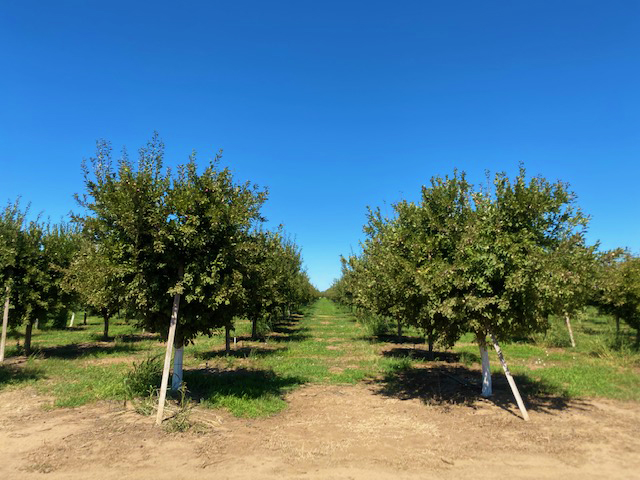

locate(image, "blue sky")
[[1, 1, 639, 290]]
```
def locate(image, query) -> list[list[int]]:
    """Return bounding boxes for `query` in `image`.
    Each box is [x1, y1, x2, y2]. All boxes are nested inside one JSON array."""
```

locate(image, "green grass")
[[2, 299, 639, 418]]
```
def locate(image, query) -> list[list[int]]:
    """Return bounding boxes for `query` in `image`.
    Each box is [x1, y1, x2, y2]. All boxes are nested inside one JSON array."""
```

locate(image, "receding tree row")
[[0, 135, 318, 421], [327, 167, 640, 420]]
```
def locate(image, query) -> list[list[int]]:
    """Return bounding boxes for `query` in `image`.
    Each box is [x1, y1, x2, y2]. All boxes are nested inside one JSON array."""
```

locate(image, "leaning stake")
[[0, 285, 10, 362], [564, 312, 576, 348], [156, 272, 183, 425], [490, 332, 530, 421]]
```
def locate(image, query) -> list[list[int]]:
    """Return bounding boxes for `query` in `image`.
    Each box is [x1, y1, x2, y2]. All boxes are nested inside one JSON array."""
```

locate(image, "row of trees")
[[0, 204, 79, 359], [1, 135, 318, 418], [328, 166, 638, 420]]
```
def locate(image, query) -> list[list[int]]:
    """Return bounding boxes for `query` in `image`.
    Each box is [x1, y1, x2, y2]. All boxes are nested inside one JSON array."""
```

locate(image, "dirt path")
[[1, 383, 640, 479]]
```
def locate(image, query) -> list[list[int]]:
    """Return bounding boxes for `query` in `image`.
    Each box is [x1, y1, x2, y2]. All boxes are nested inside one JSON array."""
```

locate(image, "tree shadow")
[[359, 334, 426, 345], [34, 342, 141, 359], [183, 367, 305, 403], [194, 345, 288, 360], [372, 363, 581, 416], [382, 347, 479, 364], [268, 325, 311, 343], [0, 363, 45, 387], [117, 333, 160, 343]]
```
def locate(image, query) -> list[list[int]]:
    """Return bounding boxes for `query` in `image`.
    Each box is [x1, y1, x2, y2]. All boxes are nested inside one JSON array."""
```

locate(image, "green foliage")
[[77, 135, 269, 343], [123, 355, 163, 399], [335, 166, 593, 351], [595, 251, 640, 344], [0, 200, 81, 347]]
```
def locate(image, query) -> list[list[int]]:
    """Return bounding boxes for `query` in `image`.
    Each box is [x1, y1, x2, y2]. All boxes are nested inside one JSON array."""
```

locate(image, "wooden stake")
[[69, 312, 75, 328], [156, 290, 182, 425], [564, 313, 576, 348], [0, 285, 10, 363], [490, 333, 530, 421]]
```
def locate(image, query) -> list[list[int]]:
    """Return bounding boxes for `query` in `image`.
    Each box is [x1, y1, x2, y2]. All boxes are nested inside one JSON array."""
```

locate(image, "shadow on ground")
[[383, 347, 479, 363], [373, 363, 583, 416], [268, 323, 311, 343], [194, 345, 288, 360], [0, 363, 44, 387], [117, 333, 160, 343], [33, 342, 141, 359], [184, 367, 305, 402], [359, 334, 427, 345]]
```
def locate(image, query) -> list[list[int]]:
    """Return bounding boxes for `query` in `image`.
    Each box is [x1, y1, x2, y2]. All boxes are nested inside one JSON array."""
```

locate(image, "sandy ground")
[[1, 382, 639, 480]]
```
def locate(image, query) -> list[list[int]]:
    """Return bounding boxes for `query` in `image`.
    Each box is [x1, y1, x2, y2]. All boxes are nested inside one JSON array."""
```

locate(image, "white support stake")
[[0, 286, 10, 363], [171, 345, 184, 391], [564, 313, 576, 348], [477, 334, 492, 397], [490, 333, 530, 421], [69, 312, 75, 328], [156, 290, 182, 425]]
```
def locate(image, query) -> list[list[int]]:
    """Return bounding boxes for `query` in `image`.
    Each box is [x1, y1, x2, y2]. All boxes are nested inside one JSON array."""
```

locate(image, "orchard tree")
[[63, 238, 123, 339], [335, 166, 592, 420], [78, 134, 267, 424], [597, 251, 640, 345], [8, 218, 48, 356], [41, 222, 81, 329], [0, 200, 26, 361]]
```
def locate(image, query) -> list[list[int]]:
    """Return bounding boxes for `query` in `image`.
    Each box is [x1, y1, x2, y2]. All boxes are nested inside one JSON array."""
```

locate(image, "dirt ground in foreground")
[[1, 384, 639, 480]]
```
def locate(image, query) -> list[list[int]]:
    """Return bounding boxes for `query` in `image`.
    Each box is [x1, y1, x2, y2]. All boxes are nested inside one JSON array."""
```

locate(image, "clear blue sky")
[[1, 1, 639, 290]]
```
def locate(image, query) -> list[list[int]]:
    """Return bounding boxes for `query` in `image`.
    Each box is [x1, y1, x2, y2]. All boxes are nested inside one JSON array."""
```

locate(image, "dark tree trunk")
[[225, 325, 231, 354], [103, 313, 110, 340], [616, 317, 620, 336], [24, 320, 33, 356], [83, 311, 87, 325], [397, 318, 402, 342], [251, 318, 258, 340]]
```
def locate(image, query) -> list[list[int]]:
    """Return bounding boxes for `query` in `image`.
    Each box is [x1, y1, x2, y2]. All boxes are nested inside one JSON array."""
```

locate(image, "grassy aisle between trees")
[[1, 298, 639, 418]]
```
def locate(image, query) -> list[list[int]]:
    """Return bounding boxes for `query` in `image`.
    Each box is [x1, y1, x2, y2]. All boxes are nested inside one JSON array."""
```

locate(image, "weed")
[[164, 384, 194, 432], [124, 355, 163, 399]]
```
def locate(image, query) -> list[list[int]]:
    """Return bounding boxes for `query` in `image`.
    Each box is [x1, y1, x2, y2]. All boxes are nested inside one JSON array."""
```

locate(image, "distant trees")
[[596, 251, 640, 345], [0, 201, 81, 358], [334, 166, 593, 420]]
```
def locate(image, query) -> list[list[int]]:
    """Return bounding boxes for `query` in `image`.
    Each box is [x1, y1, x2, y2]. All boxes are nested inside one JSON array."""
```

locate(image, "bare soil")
[[1, 384, 639, 480]]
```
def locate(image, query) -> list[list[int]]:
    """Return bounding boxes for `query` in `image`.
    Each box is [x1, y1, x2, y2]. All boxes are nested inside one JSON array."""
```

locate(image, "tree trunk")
[[83, 311, 87, 325], [477, 334, 492, 397], [251, 317, 258, 340], [103, 314, 110, 340], [636, 328, 640, 348], [171, 339, 184, 391], [616, 317, 620, 336], [24, 320, 34, 357], [490, 333, 529, 421], [69, 312, 75, 328], [225, 325, 231, 354], [0, 285, 10, 362], [564, 312, 576, 347], [156, 265, 184, 426], [397, 318, 402, 342]]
